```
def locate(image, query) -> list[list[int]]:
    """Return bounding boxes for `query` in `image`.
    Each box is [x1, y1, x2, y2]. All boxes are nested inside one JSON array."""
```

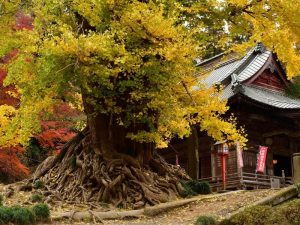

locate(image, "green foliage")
[[25, 138, 48, 166], [0, 206, 13, 225], [181, 180, 211, 197], [32, 203, 50, 221], [191, 181, 211, 194], [0, 204, 50, 225], [181, 182, 196, 197], [195, 215, 217, 225], [10, 206, 35, 225], [33, 180, 44, 189], [286, 77, 300, 97], [31, 194, 43, 203], [0, 195, 3, 206]]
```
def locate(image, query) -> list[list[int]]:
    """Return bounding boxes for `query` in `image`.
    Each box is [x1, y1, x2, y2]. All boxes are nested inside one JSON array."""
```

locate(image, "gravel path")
[[102, 189, 277, 225], [0, 182, 279, 225], [46, 189, 278, 225]]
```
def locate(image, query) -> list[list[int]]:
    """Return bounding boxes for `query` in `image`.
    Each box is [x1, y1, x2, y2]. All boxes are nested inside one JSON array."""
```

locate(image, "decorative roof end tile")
[[231, 73, 244, 93], [254, 42, 266, 53]]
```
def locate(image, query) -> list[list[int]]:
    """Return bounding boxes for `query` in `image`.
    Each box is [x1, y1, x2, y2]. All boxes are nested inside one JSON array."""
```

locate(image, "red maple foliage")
[[0, 13, 79, 181], [14, 11, 34, 30], [0, 147, 29, 181], [0, 32, 24, 181], [37, 119, 77, 153]]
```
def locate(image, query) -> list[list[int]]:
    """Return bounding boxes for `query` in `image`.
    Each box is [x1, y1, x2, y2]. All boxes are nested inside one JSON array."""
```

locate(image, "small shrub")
[[32, 203, 50, 221], [0, 195, 3, 206], [33, 180, 44, 189], [195, 215, 217, 225], [25, 138, 48, 166], [10, 206, 35, 225], [181, 180, 211, 197], [0, 206, 13, 225], [31, 194, 43, 203], [181, 181, 197, 197], [0, 204, 50, 225], [195, 181, 211, 194]]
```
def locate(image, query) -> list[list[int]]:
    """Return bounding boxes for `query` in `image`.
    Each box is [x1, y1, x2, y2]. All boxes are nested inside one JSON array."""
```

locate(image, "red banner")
[[256, 146, 268, 173]]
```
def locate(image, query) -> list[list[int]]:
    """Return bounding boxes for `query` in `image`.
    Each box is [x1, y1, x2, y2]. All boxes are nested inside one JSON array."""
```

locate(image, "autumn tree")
[[0, 12, 80, 180], [223, 0, 300, 78], [0, 12, 31, 181], [0, 50, 28, 181], [0, 0, 246, 207]]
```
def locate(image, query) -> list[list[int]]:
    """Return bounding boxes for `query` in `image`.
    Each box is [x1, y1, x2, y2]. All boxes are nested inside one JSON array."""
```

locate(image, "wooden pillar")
[[211, 151, 216, 179]]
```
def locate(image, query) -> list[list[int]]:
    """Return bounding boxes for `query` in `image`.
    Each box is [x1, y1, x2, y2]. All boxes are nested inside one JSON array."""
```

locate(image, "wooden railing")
[[198, 172, 292, 191], [285, 176, 293, 185]]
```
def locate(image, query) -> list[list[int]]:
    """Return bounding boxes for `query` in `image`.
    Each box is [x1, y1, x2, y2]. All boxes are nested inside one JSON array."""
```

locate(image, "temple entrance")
[[273, 154, 292, 177]]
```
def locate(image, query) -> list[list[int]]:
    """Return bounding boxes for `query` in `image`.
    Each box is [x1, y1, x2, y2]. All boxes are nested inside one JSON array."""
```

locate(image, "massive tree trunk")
[[33, 100, 189, 208]]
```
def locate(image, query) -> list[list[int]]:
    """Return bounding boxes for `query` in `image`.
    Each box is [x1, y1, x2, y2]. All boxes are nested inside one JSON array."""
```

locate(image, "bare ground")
[[0, 182, 279, 225]]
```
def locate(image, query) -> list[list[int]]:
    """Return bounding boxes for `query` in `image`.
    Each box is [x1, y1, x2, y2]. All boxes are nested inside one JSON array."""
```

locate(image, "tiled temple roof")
[[199, 44, 300, 109]]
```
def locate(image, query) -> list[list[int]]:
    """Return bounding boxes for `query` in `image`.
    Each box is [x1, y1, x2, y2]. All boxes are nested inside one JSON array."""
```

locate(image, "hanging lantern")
[[214, 140, 229, 156]]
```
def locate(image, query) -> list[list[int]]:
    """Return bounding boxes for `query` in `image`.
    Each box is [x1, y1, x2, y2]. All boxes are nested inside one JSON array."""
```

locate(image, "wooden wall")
[[160, 99, 300, 180]]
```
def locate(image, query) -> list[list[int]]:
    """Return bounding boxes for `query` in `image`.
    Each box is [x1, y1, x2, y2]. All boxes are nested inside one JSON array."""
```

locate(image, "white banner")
[[237, 142, 243, 168]]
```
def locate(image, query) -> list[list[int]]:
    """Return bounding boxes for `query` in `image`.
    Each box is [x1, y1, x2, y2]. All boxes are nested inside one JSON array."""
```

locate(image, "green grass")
[[195, 215, 217, 225], [10, 206, 35, 225], [31, 194, 43, 203], [33, 180, 44, 189], [0, 206, 13, 225], [32, 203, 50, 221]]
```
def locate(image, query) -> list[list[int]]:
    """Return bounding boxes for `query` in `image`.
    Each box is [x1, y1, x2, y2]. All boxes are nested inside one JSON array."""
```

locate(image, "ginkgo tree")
[[0, 0, 256, 207], [0, 0, 246, 206]]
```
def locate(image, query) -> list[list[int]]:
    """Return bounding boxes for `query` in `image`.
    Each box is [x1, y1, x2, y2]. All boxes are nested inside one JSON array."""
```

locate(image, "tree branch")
[[180, 81, 196, 106]]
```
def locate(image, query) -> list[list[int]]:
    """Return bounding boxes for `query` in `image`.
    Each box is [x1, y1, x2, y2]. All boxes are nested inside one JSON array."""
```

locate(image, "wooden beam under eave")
[[262, 130, 300, 138]]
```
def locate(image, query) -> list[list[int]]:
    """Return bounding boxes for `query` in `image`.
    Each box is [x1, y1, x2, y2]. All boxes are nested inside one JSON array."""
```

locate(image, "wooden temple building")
[[162, 43, 300, 190]]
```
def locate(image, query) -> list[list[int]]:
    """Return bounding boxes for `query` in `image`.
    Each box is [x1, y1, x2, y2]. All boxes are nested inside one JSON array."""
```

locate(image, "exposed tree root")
[[52, 197, 197, 221], [52, 192, 240, 221], [33, 130, 190, 208]]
